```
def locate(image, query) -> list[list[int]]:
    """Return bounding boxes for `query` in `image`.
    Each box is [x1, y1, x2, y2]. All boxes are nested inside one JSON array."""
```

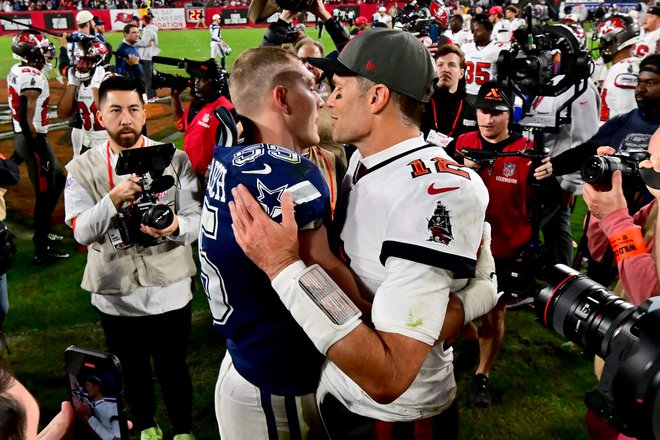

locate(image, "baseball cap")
[[143, 11, 155, 19], [306, 29, 437, 102], [188, 58, 222, 80], [355, 16, 368, 25], [640, 53, 660, 75], [76, 10, 94, 25], [488, 6, 503, 15], [93, 16, 105, 25], [378, 6, 386, 12], [474, 81, 513, 112], [293, 23, 306, 32], [212, 13, 220, 20], [648, 5, 660, 16]]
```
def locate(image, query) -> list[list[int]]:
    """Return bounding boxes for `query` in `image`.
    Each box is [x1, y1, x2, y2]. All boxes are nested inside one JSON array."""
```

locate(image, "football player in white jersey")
[[57, 37, 109, 157], [488, 6, 511, 43], [444, 14, 472, 47], [229, 29, 497, 439], [593, 14, 641, 122], [210, 14, 231, 60], [633, 5, 659, 58], [462, 16, 510, 99], [7, 30, 68, 263]]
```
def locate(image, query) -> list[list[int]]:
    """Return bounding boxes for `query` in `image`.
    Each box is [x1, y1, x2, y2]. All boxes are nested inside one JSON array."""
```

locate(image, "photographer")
[[584, 128, 660, 306], [170, 58, 237, 187], [63, 76, 200, 440]]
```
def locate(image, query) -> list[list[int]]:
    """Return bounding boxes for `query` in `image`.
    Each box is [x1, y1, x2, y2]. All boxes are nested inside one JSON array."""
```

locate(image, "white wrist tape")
[[455, 222, 498, 324], [272, 262, 362, 354]]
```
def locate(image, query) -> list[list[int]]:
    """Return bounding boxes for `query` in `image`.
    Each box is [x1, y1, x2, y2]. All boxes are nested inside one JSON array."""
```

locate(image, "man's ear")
[[273, 85, 290, 115], [96, 110, 105, 128], [369, 84, 391, 114]]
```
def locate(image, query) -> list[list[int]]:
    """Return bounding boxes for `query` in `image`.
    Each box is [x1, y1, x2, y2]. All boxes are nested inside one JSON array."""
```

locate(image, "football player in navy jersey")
[[227, 30, 499, 440], [200, 47, 368, 439]]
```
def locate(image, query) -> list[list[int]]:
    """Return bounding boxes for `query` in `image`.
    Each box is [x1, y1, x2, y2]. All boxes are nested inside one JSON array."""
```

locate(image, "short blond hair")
[[229, 47, 302, 118]]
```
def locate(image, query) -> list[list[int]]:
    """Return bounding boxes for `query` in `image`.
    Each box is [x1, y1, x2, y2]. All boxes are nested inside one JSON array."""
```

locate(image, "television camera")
[[114, 143, 177, 247], [536, 265, 660, 440], [458, 7, 592, 298], [151, 56, 228, 95]]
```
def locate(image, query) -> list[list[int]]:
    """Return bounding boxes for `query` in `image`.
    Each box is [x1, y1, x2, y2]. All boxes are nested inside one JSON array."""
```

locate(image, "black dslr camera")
[[151, 71, 192, 92], [581, 149, 648, 191], [536, 265, 660, 440], [115, 143, 176, 247]]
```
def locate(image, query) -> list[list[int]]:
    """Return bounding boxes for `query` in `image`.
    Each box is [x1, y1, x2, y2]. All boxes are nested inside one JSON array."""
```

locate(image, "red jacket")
[[178, 95, 234, 175], [455, 131, 533, 259]]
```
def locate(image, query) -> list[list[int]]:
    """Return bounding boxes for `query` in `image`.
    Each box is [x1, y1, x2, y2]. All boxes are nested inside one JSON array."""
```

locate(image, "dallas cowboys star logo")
[[256, 179, 288, 218]]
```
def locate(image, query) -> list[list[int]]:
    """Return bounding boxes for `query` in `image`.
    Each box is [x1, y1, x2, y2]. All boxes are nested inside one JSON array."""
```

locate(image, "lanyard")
[[431, 98, 463, 137], [105, 138, 145, 190]]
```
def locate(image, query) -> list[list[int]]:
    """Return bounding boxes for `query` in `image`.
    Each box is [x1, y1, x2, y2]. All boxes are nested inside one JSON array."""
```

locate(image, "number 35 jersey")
[[199, 143, 330, 395], [461, 40, 509, 96]]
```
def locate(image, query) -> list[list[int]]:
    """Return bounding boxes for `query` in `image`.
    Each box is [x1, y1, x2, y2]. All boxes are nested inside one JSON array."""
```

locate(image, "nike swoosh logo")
[[242, 164, 272, 175], [427, 184, 459, 195], [579, 100, 589, 105]]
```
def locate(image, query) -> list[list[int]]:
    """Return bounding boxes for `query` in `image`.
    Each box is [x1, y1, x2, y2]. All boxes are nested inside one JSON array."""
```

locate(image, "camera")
[[581, 149, 648, 191], [151, 71, 192, 92], [535, 264, 660, 439], [114, 144, 176, 248]]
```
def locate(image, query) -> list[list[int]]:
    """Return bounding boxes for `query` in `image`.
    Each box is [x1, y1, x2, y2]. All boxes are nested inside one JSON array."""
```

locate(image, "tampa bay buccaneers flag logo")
[[427, 201, 454, 245]]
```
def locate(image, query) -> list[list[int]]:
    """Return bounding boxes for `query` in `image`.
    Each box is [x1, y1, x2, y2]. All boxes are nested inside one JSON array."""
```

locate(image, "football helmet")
[[72, 37, 107, 81], [11, 30, 55, 70], [593, 14, 640, 62]]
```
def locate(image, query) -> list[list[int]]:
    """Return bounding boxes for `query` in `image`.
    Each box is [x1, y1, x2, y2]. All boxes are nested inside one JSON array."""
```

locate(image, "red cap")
[[488, 6, 503, 15], [355, 16, 368, 25]]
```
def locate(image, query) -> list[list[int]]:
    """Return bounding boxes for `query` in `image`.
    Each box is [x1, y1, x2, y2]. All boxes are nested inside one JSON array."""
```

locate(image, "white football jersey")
[[492, 19, 512, 42], [444, 28, 472, 46], [7, 63, 49, 134], [462, 40, 510, 96], [321, 136, 489, 421], [632, 28, 660, 58], [600, 57, 639, 122], [77, 66, 106, 134]]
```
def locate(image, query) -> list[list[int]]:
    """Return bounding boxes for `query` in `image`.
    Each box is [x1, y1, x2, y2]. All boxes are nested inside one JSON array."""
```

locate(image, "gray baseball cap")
[[306, 29, 437, 102]]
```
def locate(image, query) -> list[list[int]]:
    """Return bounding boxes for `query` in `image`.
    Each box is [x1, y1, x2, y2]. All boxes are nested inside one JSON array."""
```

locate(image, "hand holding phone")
[[65, 346, 129, 440]]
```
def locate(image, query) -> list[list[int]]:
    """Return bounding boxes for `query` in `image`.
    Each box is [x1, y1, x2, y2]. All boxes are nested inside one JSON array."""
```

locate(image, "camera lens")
[[581, 156, 611, 184], [535, 264, 636, 358], [142, 205, 173, 230]]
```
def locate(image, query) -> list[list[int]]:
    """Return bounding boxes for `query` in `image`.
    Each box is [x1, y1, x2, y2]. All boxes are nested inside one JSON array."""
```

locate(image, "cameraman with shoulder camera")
[[170, 58, 237, 187], [63, 76, 200, 440], [455, 81, 559, 408]]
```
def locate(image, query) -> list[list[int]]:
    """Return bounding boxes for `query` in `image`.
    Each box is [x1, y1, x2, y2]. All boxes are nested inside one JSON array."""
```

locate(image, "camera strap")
[[430, 98, 463, 137]]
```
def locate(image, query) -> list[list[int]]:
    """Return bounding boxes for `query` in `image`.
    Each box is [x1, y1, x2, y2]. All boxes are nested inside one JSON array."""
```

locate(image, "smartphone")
[[65, 345, 130, 440]]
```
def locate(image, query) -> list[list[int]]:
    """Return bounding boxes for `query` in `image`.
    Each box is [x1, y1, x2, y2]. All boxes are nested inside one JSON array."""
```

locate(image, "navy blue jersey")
[[200, 143, 330, 395]]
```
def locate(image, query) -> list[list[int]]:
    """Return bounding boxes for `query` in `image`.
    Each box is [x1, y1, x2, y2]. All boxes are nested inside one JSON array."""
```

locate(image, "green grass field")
[[0, 26, 601, 440], [0, 27, 339, 77]]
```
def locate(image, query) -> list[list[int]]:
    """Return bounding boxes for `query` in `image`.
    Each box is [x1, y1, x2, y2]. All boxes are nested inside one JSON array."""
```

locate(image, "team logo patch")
[[255, 179, 287, 218], [426, 201, 453, 245], [502, 162, 516, 177]]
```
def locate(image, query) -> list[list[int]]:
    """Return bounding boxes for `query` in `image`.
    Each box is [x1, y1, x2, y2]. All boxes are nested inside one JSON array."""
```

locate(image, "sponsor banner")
[[0, 13, 32, 32], [43, 11, 75, 32], [110, 8, 186, 30], [151, 8, 186, 29], [221, 8, 248, 25]]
